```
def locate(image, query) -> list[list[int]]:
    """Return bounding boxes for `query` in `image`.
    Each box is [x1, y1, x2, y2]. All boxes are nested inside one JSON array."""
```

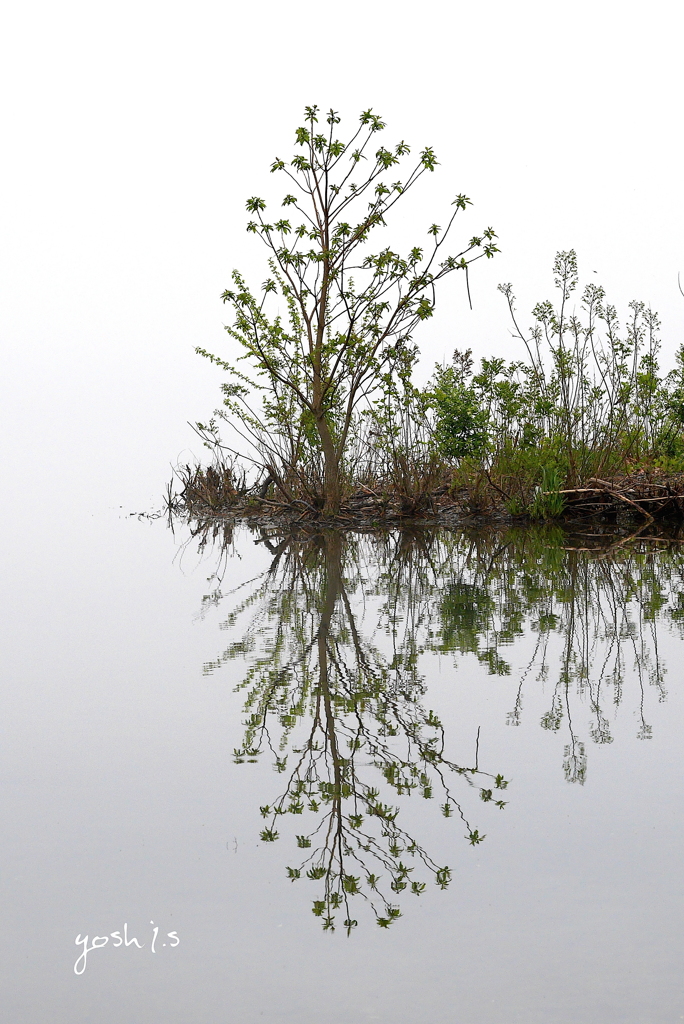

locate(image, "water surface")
[[3, 513, 684, 1023]]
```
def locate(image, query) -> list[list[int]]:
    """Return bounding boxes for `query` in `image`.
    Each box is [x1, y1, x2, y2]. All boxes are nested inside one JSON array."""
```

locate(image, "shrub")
[[429, 352, 490, 461]]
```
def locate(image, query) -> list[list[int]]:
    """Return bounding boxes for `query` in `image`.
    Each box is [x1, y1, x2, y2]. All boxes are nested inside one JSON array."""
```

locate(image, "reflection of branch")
[[430, 536, 661, 779]]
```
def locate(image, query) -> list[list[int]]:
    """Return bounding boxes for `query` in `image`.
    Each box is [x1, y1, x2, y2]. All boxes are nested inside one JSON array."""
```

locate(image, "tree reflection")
[[202, 529, 508, 932], [195, 522, 684, 928]]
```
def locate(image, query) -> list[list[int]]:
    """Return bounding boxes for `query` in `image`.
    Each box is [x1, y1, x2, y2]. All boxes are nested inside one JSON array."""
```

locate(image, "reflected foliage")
[[425, 527, 680, 783], [197, 523, 684, 929]]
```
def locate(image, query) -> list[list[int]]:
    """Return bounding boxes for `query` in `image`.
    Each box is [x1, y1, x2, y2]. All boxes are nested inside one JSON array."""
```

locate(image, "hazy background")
[[2, 6, 684, 1018], [1, 0, 682, 512]]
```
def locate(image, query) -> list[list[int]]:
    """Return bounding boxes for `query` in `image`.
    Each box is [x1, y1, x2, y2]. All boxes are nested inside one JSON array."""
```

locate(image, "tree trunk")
[[315, 413, 341, 514]]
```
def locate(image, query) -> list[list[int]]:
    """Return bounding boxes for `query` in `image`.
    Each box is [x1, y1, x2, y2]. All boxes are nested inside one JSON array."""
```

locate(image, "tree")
[[197, 105, 498, 513]]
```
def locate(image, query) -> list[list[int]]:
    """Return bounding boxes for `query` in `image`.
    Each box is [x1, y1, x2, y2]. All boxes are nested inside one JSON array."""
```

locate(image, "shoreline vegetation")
[[170, 107, 684, 534], [169, 464, 684, 537]]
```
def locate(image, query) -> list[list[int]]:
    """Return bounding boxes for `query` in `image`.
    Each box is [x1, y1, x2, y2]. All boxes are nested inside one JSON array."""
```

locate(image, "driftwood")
[[542, 473, 684, 523]]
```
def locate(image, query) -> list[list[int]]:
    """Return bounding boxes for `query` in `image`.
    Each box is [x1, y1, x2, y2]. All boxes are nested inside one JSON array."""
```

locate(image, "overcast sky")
[[1, 0, 682, 506]]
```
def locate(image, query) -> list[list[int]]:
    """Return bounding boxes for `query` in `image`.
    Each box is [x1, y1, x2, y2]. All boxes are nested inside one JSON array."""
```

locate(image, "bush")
[[422, 253, 684, 517], [429, 353, 490, 461]]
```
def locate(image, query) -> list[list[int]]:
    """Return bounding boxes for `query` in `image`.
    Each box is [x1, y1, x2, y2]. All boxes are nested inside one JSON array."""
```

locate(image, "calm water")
[[3, 508, 684, 1023]]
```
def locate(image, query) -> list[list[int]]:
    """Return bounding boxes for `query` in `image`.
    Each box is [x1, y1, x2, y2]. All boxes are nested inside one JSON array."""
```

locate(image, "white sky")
[[1, 0, 683, 505]]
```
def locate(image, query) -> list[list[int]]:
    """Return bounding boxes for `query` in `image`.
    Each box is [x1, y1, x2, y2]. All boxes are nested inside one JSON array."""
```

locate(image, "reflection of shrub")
[[439, 583, 495, 645]]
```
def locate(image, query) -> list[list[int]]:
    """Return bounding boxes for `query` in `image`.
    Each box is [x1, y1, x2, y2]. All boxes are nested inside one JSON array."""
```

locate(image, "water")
[[3, 509, 684, 1023]]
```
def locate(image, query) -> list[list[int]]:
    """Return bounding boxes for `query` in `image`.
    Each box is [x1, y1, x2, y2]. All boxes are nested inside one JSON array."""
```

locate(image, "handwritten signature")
[[74, 922, 179, 974]]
